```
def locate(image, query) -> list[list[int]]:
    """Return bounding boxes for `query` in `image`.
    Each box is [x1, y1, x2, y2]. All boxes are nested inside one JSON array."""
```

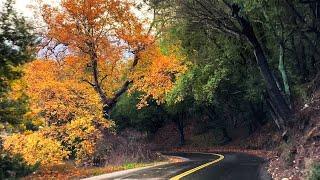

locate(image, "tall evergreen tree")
[[0, 0, 35, 127]]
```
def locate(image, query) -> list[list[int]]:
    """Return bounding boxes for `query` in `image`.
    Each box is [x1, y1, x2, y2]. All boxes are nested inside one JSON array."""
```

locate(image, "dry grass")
[[24, 162, 153, 180]]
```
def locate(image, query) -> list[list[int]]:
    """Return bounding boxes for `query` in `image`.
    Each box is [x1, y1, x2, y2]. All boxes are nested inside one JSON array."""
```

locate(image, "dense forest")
[[0, 0, 320, 179]]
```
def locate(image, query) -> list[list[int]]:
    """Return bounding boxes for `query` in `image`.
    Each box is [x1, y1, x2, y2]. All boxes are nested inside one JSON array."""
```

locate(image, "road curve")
[[85, 152, 271, 180]]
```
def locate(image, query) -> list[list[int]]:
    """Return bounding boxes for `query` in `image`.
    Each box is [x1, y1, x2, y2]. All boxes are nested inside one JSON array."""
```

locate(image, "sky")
[[0, 0, 152, 21], [0, 0, 39, 18]]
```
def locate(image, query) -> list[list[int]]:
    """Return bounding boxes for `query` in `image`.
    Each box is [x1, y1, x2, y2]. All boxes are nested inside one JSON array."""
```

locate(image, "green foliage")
[[238, 0, 319, 84], [0, 150, 38, 179], [167, 64, 228, 105], [111, 93, 165, 134], [0, 0, 36, 127], [164, 17, 268, 133], [0, 94, 29, 127], [309, 163, 320, 180], [0, 0, 35, 89], [162, 0, 320, 136]]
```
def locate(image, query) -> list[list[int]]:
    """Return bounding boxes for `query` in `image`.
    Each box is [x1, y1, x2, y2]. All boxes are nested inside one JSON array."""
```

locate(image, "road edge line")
[[169, 153, 224, 180]]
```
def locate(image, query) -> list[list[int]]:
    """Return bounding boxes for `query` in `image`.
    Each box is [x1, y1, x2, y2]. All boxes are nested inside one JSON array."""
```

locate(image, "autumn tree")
[[9, 58, 114, 165], [16, 57, 114, 165], [39, 0, 185, 118]]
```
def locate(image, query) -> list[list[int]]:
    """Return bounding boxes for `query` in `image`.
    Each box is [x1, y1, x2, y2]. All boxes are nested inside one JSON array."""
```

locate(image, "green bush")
[[0, 152, 38, 179], [309, 163, 320, 180]]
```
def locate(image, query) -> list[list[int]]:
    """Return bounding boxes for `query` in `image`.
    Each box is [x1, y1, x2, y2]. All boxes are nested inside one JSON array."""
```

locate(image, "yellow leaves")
[[3, 132, 69, 166], [62, 116, 112, 165], [7, 79, 26, 101], [66, 116, 99, 143], [23, 59, 102, 125], [3, 117, 111, 166], [64, 116, 103, 165], [21, 57, 113, 166]]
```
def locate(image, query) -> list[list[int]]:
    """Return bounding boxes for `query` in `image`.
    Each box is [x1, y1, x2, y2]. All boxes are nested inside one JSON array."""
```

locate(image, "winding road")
[[85, 152, 272, 180]]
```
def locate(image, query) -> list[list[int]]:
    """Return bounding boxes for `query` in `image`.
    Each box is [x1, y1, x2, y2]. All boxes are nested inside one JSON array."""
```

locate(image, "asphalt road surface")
[[87, 152, 271, 180]]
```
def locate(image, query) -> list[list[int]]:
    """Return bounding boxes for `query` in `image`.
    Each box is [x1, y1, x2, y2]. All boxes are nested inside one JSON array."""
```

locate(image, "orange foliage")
[[39, 0, 186, 108], [130, 43, 187, 107], [42, 0, 152, 49]]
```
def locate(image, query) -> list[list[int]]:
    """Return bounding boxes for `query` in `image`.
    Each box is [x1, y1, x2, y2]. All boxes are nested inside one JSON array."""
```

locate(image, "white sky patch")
[[1, 0, 37, 18], [0, 0, 31, 14], [0, 0, 152, 21], [0, 0, 60, 24]]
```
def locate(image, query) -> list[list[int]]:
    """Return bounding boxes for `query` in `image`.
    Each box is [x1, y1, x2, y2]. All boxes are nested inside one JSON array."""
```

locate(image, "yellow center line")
[[169, 153, 224, 180]]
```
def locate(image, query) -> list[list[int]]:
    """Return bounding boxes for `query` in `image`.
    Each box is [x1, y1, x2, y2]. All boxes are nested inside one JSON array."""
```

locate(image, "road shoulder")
[[82, 155, 189, 180]]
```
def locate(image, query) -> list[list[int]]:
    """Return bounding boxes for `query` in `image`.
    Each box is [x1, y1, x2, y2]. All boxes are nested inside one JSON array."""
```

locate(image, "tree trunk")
[[278, 43, 291, 99], [89, 47, 133, 119], [174, 116, 185, 146], [249, 101, 266, 132], [102, 80, 132, 118], [87, 43, 141, 119], [295, 35, 309, 82], [235, 14, 293, 126], [221, 127, 231, 144], [265, 92, 283, 130], [177, 120, 185, 146]]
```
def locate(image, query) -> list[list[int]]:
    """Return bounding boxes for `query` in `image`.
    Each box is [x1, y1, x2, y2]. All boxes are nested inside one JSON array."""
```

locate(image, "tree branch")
[[82, 79, 95, 87], [99, 74, 108, 85]]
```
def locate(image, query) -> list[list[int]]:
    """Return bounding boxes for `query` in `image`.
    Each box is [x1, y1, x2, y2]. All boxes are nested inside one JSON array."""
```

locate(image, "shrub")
[[3, 132, 69, 166], [41, 116, 113, 166], [104, 129, 159, 165], [63, 117, 111, 166], [309, 163, 320, 180], [2, 118, 156, 169], [0, 151, 38, 179]]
